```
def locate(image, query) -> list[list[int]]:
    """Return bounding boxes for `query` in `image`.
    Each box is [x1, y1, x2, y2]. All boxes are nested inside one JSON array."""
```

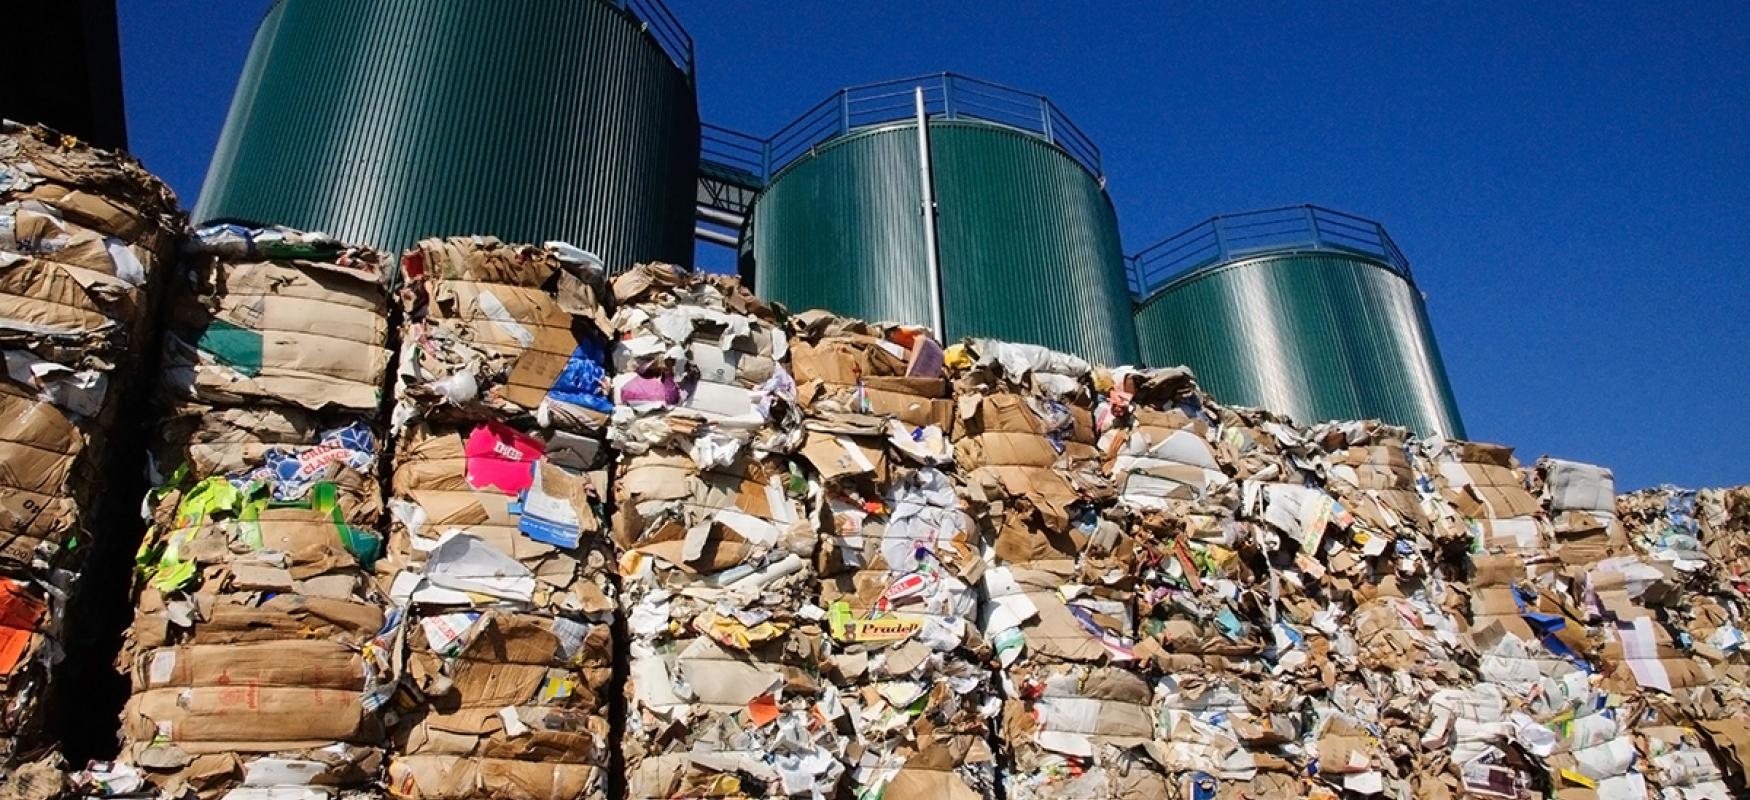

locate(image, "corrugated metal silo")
[[1128, 206, 1464, 436], [737, 74, 1138, 364], [196, 0, 699, 268]]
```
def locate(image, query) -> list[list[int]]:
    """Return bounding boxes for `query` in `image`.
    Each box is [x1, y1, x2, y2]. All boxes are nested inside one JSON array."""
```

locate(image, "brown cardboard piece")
[[387, 753, 599, 800]]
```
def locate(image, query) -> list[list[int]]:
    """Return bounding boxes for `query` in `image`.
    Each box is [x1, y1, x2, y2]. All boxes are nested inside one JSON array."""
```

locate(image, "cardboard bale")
[[1428, 440, 1550, 561], [1531, 472, 1744, 800], [1108, 374, 1391, 798], [381, 237, 620, 800], [125, 490, 396, 797], [945, 340, 1161, 799], [606, 262, 796, 460], [160, 225, 390, 414], [609, 266, 848, 799], [393, 238, 613, 434], [791, 313, 996, 799], [383, 422, 614, 614], [389, 610, 611, 800], [0, 122, 181, 771], [111, 224, 398, 798]]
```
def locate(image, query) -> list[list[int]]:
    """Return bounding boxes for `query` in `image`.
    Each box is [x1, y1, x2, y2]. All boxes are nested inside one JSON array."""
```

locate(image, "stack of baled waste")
[[787, 311, 997, 800], [1107, 369, 1331, 799], [1615, 485, 1748, 796], [1539, 463, 1734, 800], [1292, 421, 1473, 800], [1106, 364, 1473, 799], [380, 236, 617, 800], [607, 264, 841, 800], [1419, 440, 1636, 800], [0, 122, 179, 776], [0, 169, 1741, 800], [117, 225, 393, 799], [946, 340, 1164, 800]]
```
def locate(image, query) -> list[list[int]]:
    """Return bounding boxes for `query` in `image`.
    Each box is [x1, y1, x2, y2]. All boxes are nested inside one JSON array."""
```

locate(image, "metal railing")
[[608, 0, 693, 77], [700, 123, 767, 186], [701, 72, 1103, 186], [1126, 204, 1413, 299]]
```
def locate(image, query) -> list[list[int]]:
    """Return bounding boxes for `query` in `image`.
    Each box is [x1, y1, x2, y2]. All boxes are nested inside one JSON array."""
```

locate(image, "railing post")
[[915, 87, 945, 340], [839, 88, 850, 136], [1040, 98, 1053, 142], [1304, 205, 1322, 249], [1211, 218, 1229, 261], [943, 75, 955, 119]]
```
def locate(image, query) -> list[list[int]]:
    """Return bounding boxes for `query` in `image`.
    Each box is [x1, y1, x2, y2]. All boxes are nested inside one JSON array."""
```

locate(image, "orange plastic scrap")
[[0, 579, 46, 674], [746, 693, 782, 727]]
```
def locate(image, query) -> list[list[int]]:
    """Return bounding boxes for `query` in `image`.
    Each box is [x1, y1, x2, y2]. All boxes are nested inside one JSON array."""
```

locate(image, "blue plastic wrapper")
[[545, 340, 614, 414], [232, 420, 378, 501]]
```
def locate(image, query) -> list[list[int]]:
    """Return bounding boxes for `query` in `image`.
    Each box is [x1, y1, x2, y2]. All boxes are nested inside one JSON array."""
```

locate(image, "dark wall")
[[7, 0, 128, 149]]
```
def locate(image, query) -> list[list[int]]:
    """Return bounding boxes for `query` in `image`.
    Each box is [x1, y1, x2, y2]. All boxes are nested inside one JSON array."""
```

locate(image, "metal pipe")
[[914, 86, 945, 340], [696, 205, 745, 228], [694, 226, 738, 248]]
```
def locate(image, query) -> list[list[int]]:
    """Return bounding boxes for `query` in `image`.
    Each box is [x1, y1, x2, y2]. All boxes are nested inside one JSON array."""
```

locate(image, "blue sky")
[[118, 1, 1747, 489]]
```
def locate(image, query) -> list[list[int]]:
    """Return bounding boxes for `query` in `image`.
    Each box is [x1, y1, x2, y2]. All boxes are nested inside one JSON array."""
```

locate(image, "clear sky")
[[117, 1, 1747, 489]]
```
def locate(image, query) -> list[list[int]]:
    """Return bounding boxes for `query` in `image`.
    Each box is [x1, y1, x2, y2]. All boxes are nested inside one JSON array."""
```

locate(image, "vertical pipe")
[[915, 86, 945, 339]]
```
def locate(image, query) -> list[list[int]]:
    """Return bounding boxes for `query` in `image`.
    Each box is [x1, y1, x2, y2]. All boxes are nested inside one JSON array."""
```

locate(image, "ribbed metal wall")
[[746, 120, 1138, 364], [196, 0, 699, 269], [1132, 251, 1465, 437], [743, 126, 933, 326], [930, 124, 1135, 363]]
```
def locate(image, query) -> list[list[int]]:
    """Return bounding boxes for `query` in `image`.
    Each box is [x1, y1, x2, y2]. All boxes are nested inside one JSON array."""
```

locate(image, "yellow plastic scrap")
[[699, 775, 742, 797], [942, 343, 973, 370], [1200, 544, 1237, 574], [1559, 769, 1596, 789], [827, 601, 923, 642], [704, 614, 789, 649], [174, 477, 245, 529], [148, 559, 197, 594], [538, 675, 576, 702]]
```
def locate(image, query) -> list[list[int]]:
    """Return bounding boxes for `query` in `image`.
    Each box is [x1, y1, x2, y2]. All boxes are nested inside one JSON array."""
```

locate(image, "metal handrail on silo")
[[700, 124, 766, 186], [706, 72, 1104, 186], [610, 0, 694, 77], [1126, 204, 1415, 301]]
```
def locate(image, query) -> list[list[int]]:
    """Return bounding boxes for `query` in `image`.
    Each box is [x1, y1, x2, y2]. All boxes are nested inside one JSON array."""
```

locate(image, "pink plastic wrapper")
[[620, 373, 680, 405], [464, 420, 545, 495]]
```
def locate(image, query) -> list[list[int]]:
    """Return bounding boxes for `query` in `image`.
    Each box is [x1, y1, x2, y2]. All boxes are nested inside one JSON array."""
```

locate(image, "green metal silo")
[[1128, 206, 1464, 437], [736, 74, 1138, 364], [196, 0, 699, 269]]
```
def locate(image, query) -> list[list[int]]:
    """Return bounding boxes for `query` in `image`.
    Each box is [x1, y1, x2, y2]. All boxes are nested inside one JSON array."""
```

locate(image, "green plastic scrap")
[[142, 476, 246, 591], [256, 239, 343, 262], [196, 320, 264, 377], [309, 482, 383, 567], [827, 600, 855, 640], [785, 460, 809, 498], [140, 476, 382, 592], [242, 481, 383, 568]]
